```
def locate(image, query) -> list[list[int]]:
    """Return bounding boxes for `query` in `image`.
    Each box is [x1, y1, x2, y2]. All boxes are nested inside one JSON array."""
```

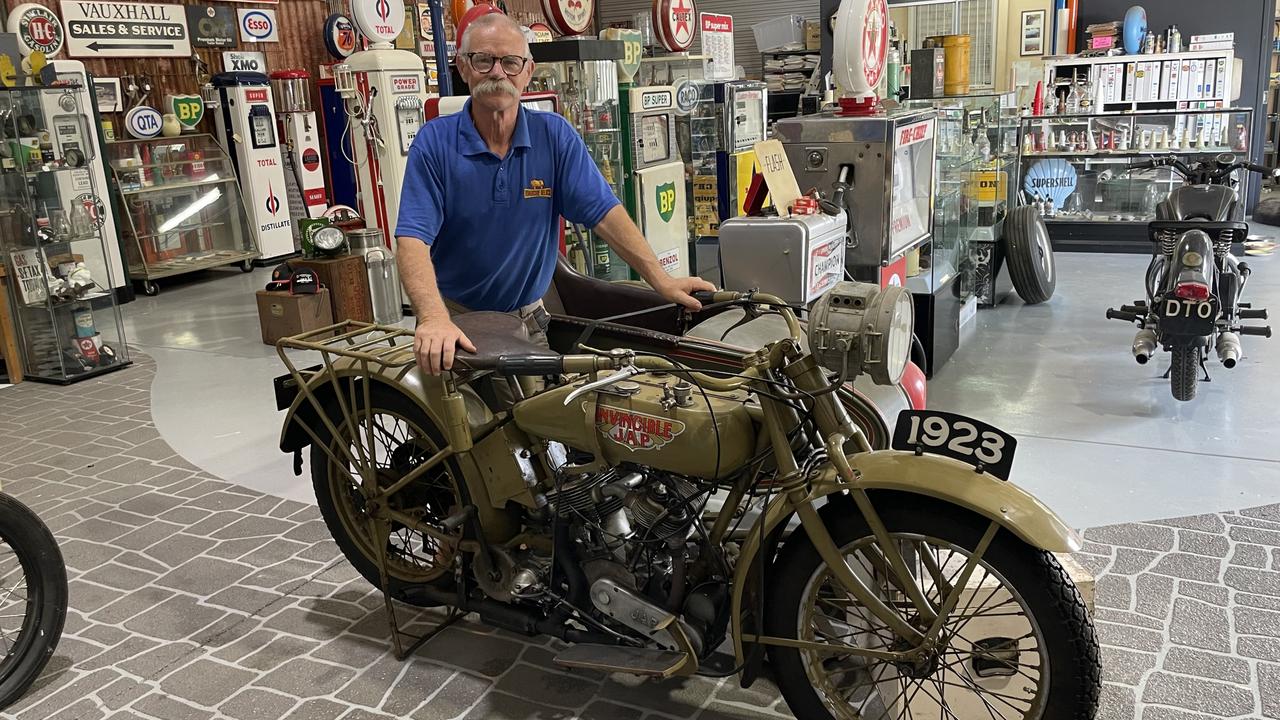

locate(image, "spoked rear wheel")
[[766, 496, 1099, 720], [0, 494, 67, 710], [311, 383, 467, 603]]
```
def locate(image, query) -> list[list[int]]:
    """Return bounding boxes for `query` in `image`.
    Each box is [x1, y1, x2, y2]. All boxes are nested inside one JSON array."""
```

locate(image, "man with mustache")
[[395, 13, 714, 381]]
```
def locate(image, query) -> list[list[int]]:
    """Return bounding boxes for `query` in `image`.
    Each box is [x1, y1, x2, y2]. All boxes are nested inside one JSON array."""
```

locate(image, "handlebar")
[[1129, 154, 1276, 182]]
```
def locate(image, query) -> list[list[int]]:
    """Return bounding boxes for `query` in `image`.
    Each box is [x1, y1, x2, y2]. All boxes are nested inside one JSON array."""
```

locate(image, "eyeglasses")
[[463, 52, 530, 76]]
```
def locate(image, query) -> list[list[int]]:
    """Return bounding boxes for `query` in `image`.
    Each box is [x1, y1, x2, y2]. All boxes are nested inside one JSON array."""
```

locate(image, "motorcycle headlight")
[[808, 281, 915, 385]]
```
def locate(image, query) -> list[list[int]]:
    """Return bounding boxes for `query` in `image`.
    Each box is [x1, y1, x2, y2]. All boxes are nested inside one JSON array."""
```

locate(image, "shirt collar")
[[457, 98, 532, 157]]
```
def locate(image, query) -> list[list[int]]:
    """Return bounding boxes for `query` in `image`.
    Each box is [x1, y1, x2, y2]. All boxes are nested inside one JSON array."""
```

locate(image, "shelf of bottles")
[[1, 83, 130, 383], [1017, 108, 1254, 223]]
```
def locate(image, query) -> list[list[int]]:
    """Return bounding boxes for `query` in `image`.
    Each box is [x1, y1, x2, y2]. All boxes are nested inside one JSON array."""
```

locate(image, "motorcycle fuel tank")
[[512, 374, 756, 480]]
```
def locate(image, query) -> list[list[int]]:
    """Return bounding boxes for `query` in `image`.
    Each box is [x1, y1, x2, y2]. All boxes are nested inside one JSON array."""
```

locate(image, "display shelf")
[[120, 176, 238, 197], [1, 83, 132, 384], [108, 134, 260, 291]]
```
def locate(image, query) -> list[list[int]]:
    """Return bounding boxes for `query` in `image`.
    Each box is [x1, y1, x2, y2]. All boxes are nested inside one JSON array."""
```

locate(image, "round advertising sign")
[[529, 22, 555, 43], [302, 148, 321, 172], [652, 0, 696, 52], [673, 79, 699, 115], [324, 14, 358, 59], [73, 193, 106, 229], [352, 0, 406, 44], [7, 4, 65, 58], [125, 106, 163, 139], [860, 0, 888, 90], [540, 0, 592, 37]]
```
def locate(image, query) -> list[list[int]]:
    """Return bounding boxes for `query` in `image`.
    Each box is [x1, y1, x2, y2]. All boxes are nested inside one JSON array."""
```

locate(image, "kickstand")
[[1160, 365, 1171, 379], [1199, 356, 1212, 383], [371, 515, 463, 661]]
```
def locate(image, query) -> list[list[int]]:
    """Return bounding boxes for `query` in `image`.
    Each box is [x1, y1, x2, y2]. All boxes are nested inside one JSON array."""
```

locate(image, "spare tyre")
[[1004, 205, 1057, 304]]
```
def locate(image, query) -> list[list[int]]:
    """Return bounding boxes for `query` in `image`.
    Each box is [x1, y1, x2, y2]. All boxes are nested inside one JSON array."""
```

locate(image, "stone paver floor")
[[1, 353, 1278, 719]]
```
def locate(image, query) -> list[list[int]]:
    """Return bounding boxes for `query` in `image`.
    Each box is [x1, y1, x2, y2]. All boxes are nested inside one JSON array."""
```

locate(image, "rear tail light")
[[1175, 282, 1210, 301]]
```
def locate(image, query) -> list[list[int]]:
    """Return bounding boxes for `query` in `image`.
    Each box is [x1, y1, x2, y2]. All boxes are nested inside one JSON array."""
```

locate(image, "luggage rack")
[[275, 320, 469, 660]]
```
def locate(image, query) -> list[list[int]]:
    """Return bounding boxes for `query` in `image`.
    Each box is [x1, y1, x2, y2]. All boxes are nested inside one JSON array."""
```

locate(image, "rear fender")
[[729, 450, 1080, 666], [278, 362, 520, 542]]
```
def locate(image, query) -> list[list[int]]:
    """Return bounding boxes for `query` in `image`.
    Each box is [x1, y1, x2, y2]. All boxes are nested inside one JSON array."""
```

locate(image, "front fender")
[[729, 450, 1080, 665]]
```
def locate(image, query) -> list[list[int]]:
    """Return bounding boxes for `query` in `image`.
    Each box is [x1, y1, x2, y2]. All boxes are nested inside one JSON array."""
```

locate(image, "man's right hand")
[[413, 316, 477, 374]]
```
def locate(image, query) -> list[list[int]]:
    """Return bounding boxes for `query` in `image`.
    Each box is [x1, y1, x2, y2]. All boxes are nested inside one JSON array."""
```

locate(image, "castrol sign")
[[352, 0, 406, 44]]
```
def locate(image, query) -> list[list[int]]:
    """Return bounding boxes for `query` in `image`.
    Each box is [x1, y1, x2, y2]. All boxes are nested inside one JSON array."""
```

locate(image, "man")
[[395, 13, 714, 376]]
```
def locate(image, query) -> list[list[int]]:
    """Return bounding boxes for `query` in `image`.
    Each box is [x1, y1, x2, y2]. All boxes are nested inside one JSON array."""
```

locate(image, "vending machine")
[[335, 0, 432, 248], [41, 60, 129, 297], [211, 71, 296, 263], [269, 70, 329, 219], [624, 85, 689, 278]]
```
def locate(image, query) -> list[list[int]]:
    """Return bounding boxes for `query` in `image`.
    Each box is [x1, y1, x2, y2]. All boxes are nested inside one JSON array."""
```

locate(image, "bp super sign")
[[238, 8, 278, 42], [60, 1, 192, 58]]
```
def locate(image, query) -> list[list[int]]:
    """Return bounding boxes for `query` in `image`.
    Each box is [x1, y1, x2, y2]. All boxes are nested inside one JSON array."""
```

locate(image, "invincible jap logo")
[[265, 184, 281, 215], [594, 405, 686, 451]]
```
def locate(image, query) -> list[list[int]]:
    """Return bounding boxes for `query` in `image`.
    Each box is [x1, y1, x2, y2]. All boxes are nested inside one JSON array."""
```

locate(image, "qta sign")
[[7, 4, 65, 57], [125, 105, 163, 139], [238, 8, 279, 43], [61, 1, 192, 58]]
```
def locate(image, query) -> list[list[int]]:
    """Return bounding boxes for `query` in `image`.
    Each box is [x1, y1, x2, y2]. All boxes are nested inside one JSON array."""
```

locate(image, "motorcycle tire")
[[1170, 345, 1201, 402], [311, 382, 470, 606], [1004, 206, 1057, 305], [0, 494, 67, 711], [765, 493, 1100, 720]]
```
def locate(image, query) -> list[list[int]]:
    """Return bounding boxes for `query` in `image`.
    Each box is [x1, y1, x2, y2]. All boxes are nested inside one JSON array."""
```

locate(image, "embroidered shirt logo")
[[523, 178, 553, 198]]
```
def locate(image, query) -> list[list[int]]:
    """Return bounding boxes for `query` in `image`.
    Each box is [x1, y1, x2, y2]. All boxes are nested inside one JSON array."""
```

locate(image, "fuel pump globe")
[[832, 0, 889, 112], [808, 281, 914, 385]]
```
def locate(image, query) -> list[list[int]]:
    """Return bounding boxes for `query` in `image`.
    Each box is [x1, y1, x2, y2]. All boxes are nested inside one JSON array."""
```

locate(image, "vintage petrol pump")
[[269, 70, 328, 219], [334, 0, 432, 248], [41, 59, 129, 297], [623, 85, 689, 278], [211, 71, 296, 263]]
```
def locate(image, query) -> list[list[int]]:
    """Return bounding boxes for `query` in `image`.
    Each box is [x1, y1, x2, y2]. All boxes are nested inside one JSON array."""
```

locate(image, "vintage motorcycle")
[[275, 278, 1099, 719], [0, 490, 67, 709], [1107, 154, 1273, 401]]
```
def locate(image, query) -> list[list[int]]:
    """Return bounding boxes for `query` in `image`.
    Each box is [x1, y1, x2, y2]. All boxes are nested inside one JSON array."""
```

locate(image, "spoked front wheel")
[[0, 494, 67, 710], [766, 495, 1099, 720]]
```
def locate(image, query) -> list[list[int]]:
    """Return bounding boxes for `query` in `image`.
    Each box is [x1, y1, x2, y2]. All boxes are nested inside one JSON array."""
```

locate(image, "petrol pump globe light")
[[808, 281, 914, 386]]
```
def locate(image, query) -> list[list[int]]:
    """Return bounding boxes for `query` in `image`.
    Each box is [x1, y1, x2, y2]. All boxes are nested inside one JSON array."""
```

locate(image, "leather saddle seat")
[[452, 312, 556, 371]]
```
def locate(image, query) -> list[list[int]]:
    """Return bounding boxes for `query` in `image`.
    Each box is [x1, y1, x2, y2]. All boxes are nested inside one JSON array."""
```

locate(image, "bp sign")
[[167, 94, 204, 130], [7, 4, 65, 57], [656, 183, 676, 223]]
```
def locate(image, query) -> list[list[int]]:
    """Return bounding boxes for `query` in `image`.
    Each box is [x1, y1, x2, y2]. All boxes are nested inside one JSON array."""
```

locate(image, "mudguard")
[[278, 359, 522, 542], [730, 449, 1081, 663]]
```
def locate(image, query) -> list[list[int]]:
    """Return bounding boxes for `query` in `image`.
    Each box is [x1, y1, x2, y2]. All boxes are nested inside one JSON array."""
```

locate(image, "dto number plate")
[[891, 410, 1017, 481]]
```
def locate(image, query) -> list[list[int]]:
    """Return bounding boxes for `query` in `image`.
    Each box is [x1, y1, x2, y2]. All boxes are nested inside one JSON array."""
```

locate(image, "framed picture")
[[1021, 10, 1046, 56], [93, 77, 122, 113]]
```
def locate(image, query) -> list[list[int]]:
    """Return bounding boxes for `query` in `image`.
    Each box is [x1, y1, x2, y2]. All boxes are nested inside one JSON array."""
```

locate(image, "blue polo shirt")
[[395, 100, 620, 312]]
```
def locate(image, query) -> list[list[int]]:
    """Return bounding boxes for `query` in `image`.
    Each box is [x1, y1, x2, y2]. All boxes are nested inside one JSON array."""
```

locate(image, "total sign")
[[238, 8, 278, 42], [352, 0, 406, 44]]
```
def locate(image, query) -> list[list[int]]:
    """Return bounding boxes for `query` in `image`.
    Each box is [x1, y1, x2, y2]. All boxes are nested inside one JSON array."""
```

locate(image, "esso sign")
[[239, 9, 279, 42]]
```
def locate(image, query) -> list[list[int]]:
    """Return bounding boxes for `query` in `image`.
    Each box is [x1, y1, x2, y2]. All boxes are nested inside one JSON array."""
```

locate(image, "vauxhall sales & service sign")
[[61, 2, 192, 58]]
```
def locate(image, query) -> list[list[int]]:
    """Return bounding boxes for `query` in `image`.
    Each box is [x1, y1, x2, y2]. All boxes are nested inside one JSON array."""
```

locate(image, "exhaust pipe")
[[1132, 329, 1158, 365], [1217, 332, 1242, 369]]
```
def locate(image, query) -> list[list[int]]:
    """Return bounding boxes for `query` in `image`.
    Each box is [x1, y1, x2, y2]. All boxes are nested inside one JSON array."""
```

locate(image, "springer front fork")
[[748, 351, 998, 657]]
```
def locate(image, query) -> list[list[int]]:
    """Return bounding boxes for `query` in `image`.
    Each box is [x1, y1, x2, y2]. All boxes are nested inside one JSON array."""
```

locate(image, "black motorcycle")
[[1107, 154, 1273, 401]]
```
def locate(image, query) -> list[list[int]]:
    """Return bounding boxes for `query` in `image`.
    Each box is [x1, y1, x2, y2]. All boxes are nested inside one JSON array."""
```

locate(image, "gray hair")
[[459, 13, 530, 56]]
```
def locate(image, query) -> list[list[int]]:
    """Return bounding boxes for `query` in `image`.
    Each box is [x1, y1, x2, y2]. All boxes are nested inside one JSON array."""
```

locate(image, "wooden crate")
[[292, 255, 373, 324]]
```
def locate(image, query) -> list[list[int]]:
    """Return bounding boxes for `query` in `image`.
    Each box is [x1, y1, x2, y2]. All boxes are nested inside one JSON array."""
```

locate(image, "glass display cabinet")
[[530, 40, 627, 280], [907, 92, 1020, 307], [107, 133, 259, 296], [1015, 108, 1255, 251], [0, 83, 131, 384]]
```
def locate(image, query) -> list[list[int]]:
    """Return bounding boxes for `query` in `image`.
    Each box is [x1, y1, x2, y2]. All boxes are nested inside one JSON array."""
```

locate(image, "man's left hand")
[[654, 276, 717, 312]]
